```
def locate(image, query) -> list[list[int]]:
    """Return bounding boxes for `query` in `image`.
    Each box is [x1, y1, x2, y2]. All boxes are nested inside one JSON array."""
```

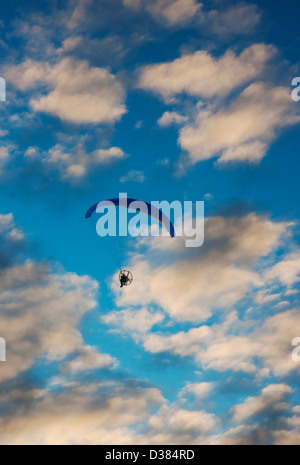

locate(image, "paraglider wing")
[[85, 198, 175, 238]]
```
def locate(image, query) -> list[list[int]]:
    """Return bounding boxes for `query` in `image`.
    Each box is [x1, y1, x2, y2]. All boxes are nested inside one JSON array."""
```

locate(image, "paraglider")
[[119, 270, 133, 288], [85, 196, 175, 288]]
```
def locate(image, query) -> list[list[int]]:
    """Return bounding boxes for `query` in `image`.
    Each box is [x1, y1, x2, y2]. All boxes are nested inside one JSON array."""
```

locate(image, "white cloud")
[[0, 384, 163, 445], [25, 144, 126, 181], [116, 214, 289, 322], [4, 59, 48, 91], [0, 260, 117, 382], [99, 212, 300, 388], [179, 83, 300, 164], [61, 36, 83, 52], [0, 146, 13, 174], [63, 346, 118, 372], [138, 43, 300, 166], [217, 141, 268, 164], [231, 384, 292, 423], [179, 382, 214, 400], [109, 213, 300, 378], [264, 252, 300, 287], [158, 111, 188, 127], [120, 170, 145, 183], [146, 0, 201, 26], [273, 430, 300, 446], [103, 307, 165, 338], [5, 57, 127, 124], [130, 259, 258, 322], [148, 405, 219, 438], [138, 44, 274, 100], [141, 308, 300, 377], [0, 214, 25, 269], [67, 0, 94, 30], [0, 214, 24, 249], [0, 214, 116, 382], [254, 290, 281, 305], [123, 0, 260, 35], [205, 3, 261, 37], [0, 212, 167, 445], [0, 213, 21, 235], [95, 147, 125, 163], [0, 213, 299, 444], [123, 0, 201, 25]]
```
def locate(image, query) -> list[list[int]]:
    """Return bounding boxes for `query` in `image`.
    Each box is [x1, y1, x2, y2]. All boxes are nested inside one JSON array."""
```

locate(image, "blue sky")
[[0, 0, 300, 445]]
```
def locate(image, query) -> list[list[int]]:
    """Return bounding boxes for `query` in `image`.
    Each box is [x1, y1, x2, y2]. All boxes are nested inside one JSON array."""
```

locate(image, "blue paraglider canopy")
[[85, 198, 175, 238]]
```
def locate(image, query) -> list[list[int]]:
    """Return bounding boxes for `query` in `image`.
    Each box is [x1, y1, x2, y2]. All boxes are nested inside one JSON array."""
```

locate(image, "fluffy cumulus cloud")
[[139, 307, 300, 378], [0, 213, 24, 241], [5, 57, 126, 124], [0, 213, 216, 446], [138, 44, 274, 100], [205, 3, 261, 37], [114, 214, 290, 322], [3, 53, 127, 179], [0, 145, 15, 175], [123, 0, 201, 25], [116, 257, 258, 322], [1, 208, 300, 444], [0, 260, 116, 383], [146, 405, 219, 444], [0, 213, 24, 269], [264, 252, 300, 287], [0, 212, 169, 445], [0, 383, 164, 445], [179, 83, 300, 164], [0, 213, 117, 384], [146, 0, 201, 26], [25, 144, 126, 180], [231, 384, 292, 423], [1, 0, 300, 446], [178, 382, 214, 400], [0, 147, 9, 164], [158, 111, 188, 127], [138, 43, 300, 165], [103, 307, 165, 339], [123, 0, 260, 34], [102, 212, 300, 384], [217, 384, 299, 445]]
